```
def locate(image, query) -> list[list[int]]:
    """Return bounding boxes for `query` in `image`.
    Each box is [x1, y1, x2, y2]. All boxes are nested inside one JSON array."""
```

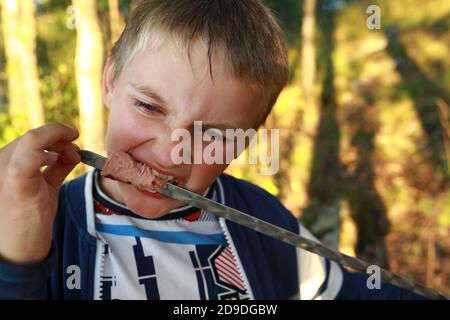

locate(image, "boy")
[[0, 0, 422, 299]]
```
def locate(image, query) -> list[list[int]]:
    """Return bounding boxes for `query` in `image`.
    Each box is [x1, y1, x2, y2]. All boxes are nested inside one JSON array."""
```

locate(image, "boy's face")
[[101, 40, 262, 218]]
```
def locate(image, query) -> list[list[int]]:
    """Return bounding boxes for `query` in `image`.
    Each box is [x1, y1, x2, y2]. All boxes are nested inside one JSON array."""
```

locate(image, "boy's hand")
[[0, 123, 81, 265]]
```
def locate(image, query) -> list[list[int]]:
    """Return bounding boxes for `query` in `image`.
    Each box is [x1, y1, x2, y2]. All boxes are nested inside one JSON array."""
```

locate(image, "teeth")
[[134, 158, 178, 184], [150, 168, 175, 182]]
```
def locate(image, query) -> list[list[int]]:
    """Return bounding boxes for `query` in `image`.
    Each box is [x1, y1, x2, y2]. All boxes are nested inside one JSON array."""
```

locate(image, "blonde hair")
[[110, 0, 288, 127]]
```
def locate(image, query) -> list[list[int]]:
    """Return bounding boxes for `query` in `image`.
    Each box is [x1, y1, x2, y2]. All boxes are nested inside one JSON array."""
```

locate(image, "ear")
[[102, 54, 116, 109]]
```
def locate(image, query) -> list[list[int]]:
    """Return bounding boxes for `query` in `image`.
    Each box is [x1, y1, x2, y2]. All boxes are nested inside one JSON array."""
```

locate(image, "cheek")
[[105, 102, 156, 154], [105, 111, 138, 154], [106, 101, 145, 153]]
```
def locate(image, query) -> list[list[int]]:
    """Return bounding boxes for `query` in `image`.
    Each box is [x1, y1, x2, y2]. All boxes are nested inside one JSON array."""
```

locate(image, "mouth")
[[131, 156, 183, 198], [102, 151, 185, 201], [135, 170, 173, 200], [136, 187, 168, 199], [148, 167, 180, 186], [134, 159, 181, 185]]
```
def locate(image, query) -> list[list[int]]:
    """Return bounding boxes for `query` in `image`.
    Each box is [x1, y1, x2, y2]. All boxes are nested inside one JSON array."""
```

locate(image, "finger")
[[8, 150, 59, 181], [46, 142, 81, 165], [42, 142, 81, 189], [18, 123, 79, 152], [42, 155, 78, 190]]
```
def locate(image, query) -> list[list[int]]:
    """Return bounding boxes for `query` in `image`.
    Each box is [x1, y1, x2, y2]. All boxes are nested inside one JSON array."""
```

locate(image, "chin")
[[125, 195, 171, 218], [127, 202, 168, 219]]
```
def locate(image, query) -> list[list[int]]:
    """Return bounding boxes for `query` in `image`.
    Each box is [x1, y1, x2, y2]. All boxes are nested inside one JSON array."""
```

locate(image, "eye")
[[133, 99, 163, 115]]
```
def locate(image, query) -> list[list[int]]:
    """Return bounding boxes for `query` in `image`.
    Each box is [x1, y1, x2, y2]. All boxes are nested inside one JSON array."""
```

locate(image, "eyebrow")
[[131, 83, 168, 108]]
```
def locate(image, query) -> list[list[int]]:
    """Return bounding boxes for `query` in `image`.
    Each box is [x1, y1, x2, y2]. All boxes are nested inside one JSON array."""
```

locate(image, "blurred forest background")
[[0, 0, 449, 293]]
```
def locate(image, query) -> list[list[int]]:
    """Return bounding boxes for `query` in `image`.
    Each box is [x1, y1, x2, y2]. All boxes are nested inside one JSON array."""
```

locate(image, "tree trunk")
[[108, 0, 125, 45], [300, 2, 342, 250], [0, 0, 44, 130], [301, 0, 317, 108], [289, 0, 319, 211], [19, 0, 45, 128], [0, 0, 22, 119], [299, 0, 319, 198], [73, 0, 105, 154]]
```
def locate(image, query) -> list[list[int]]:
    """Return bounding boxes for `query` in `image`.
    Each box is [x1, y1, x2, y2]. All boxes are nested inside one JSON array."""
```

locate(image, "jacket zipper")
[[93, 240, 106, 300]]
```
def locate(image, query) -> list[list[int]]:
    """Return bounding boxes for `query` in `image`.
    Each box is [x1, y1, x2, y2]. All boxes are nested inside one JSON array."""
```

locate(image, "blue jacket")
[[0, 172, 423, 299]]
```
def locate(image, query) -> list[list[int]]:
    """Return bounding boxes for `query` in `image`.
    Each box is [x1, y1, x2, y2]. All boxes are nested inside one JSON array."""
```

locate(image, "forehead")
[[117, 40, 262, 129]]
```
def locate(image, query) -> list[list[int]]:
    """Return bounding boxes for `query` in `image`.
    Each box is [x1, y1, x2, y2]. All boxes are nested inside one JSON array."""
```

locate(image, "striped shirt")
[[93, 170, 250, 300]]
